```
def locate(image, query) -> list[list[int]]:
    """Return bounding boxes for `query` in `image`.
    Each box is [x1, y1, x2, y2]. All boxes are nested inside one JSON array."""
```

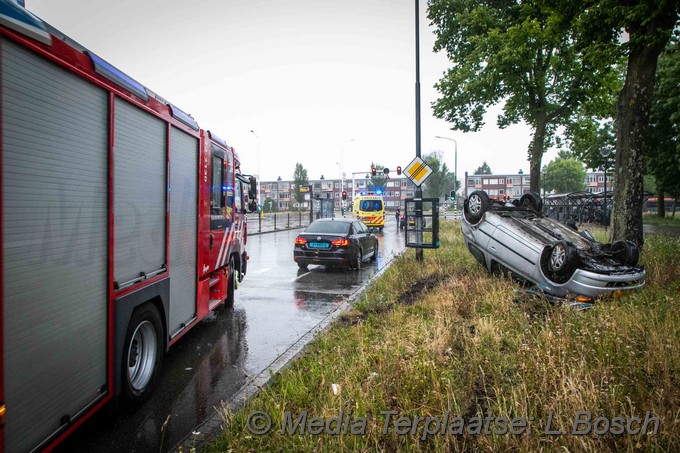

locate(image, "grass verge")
[[643, 214, 680, 227], [207, 221, 680, 452]]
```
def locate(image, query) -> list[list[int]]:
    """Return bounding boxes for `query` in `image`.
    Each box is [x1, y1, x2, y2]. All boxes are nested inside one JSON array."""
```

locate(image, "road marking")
[[252, 268, 272, 274], [291, 271, 312, 282]]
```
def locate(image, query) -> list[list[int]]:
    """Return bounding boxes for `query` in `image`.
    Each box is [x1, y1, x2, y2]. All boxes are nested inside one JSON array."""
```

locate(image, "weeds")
[[209, 221, 680, 452]]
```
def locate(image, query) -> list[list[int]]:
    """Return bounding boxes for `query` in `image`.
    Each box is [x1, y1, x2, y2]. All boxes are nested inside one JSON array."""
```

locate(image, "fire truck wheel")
[[226, 257, 236, 308], [121, 304, 163, 408]]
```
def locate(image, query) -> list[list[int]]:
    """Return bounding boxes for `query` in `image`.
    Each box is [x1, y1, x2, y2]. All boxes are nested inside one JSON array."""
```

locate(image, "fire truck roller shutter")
[[113, 98, 166, 286], [168, 127, 198, 336], [2, 39, 108, 452]]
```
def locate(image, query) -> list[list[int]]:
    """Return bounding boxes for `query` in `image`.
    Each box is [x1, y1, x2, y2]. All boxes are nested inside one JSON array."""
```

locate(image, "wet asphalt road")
[[56, 218, 405, 452]]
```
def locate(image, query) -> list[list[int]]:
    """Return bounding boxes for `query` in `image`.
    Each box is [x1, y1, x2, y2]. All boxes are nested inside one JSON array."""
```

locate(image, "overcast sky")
[[28, 0, 557, 182]]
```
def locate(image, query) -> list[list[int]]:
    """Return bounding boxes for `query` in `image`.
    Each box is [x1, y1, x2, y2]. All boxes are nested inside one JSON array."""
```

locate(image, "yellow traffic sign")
[[404, 157, 433, 186]]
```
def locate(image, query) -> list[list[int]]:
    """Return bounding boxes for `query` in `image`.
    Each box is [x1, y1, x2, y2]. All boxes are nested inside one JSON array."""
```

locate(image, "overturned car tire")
[[540, 241, 578, 284], [519, 191, 543, 213], [464, 190, 491, 224], [611, 240, 639, 266]]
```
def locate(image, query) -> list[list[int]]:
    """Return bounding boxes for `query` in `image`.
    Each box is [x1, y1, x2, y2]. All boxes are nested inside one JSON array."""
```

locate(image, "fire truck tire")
[[121, 304, 163, 408], [226, 257, 236, 308]]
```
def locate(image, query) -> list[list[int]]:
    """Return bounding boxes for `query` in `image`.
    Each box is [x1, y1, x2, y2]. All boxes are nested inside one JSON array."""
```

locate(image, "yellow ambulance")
[[352, 193, 385, 231]]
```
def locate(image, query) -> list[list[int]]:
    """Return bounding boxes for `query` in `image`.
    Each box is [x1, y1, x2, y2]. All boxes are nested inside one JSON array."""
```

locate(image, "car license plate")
[[308, 242, 330, 249]]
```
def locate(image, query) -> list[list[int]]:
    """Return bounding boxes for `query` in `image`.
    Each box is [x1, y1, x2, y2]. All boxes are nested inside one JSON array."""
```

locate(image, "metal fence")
[[247, 211, 312, 235], [542, 191, 653, 225], [543, 191, 612, 225]]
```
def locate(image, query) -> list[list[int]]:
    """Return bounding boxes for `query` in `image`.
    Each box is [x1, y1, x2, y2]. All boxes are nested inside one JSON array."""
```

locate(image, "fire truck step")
[[209, 278, 220, 287], [208, 299, 222, 311]]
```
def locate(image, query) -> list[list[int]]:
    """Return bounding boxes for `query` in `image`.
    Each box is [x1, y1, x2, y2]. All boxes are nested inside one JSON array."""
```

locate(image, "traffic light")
[[450, 190, 456, 201], [383, 167, 390, 175], [396, 166, 402, 175], [342, 190, 347, 200], [371, 167, 377, 176]]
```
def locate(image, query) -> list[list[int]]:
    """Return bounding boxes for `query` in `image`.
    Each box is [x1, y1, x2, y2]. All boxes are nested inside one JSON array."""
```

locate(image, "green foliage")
[[543, 155, 586, 193], [473, 161, 492, 175], [262, 197, 278, 213], [422, 152, 453, 199], [292, 163, 309, 205], [567, 118, 617, 170], [428, 0, 621, 191]]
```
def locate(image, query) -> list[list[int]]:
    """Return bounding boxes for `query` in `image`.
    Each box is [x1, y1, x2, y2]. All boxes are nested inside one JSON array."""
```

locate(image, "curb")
[[171, 248, 404, 452]]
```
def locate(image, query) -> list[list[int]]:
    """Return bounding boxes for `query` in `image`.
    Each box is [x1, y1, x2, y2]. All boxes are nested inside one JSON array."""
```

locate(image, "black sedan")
[[294, 219, 378, 270]]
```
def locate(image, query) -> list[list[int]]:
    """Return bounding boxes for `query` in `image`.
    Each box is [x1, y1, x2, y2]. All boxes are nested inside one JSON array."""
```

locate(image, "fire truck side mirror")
[[247, 200, 258, 213], [249, 176, 257, 196]]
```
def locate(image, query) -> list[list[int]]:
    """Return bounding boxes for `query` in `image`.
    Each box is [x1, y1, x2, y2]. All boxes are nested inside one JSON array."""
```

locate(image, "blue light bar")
[[87, 51, 148, 101], [169, 103, 199, 131], [0, 0, 51, 45]]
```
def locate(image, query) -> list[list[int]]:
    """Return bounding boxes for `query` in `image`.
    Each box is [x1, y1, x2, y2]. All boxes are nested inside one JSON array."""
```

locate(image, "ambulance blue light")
[[376, 190, 382, 195]]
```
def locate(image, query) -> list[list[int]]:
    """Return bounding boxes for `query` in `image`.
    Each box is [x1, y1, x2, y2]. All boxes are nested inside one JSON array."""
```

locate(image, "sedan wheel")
[[464, 190, 490, 224], [550, 244, 567, 271], [370, 242, 378, 261], [540, 241, 577, 284], [354, 249, 363, 270]]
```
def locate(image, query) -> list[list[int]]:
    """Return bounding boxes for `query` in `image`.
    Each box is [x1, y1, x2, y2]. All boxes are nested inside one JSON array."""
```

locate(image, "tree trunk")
[[657, 190, 665, 218], [611, 11, 675, 246], [529, 111, 547, 193]]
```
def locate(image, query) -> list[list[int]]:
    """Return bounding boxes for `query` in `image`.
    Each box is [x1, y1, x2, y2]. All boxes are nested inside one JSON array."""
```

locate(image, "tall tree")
[[473, 162, 492, 175], [422, 152, 452, 199], [428, 0, 620, 192], [543, 155, 586, 193], [292, 163, 309, 206], [647, 41, 680, 218], [579, 0, 680, 244]]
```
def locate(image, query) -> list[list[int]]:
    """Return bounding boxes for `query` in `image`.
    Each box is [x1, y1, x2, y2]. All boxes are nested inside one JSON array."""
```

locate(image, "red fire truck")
[[0, 2, 258, 451]]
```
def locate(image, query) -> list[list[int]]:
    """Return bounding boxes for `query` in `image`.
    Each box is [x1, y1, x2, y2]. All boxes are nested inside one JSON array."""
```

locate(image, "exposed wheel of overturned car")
[[464, 190, 491, 224], [519, 191, 543, 212], [611, 240, 639, 266], [540, 241, 578, 284]]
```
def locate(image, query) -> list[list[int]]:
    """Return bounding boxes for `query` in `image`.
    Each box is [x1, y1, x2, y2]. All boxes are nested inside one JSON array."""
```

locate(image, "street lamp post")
[[250, 129, 260, 205], [600, 146, 613, 228], [339, 139, 355, 214], [435, 136, 458, 211]]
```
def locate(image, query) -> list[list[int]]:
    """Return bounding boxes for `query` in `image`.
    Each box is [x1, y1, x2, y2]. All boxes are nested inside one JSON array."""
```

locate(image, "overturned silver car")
[[461, 190, 645, 300]]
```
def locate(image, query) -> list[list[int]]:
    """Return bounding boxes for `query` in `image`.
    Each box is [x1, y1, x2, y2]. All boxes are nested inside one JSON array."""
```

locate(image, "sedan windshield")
[[304, 221, 351, 235]]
